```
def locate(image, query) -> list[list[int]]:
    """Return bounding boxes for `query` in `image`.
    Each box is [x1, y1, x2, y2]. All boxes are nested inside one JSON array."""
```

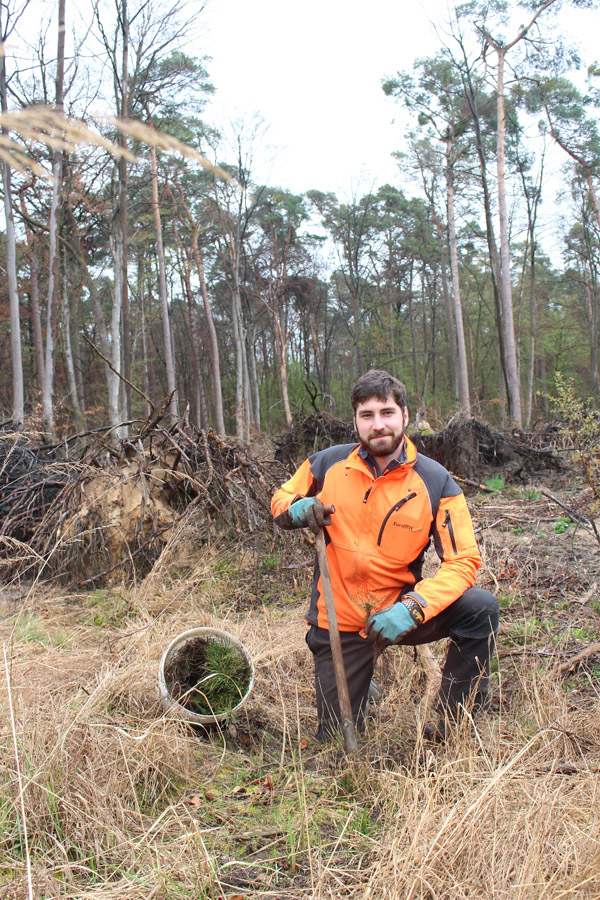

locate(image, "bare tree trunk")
[[225, 213, 254, 440], [2, 164, 24, 427], [42, 0, 65, 438], [516, 147, 543, 430], [584, 280, 599, 398], [190, 228, 225, 434], [446, 158, 470, 416], [232, 285, 246, 438], [108, 233, 124, 431], [118, 0, 131, 423], [248, 324, 261, 430], [0, 11, 24, 427], [19, 189, 46, 390], [138, 252, 152, 417], [408, 261, 419, 394], [60, 271, 85, 432], [418, 162, 458, 402], [0, 161, 24, 426], [431, 207, 458, 400], [178, 246, 207, 428], [458, 42, 510, 414], [525, 252, 536, 429], [270, 291, 293, 428], [29, 250, 45, 392], [477, 0, 558, 425], [64, 201, 115, 403], [150, 144, 178, 420], [495, 47, 522, 426]]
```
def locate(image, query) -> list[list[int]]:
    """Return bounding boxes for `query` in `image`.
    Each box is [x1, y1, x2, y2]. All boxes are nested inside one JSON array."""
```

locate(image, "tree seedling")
[[166, 638, 252, 716]]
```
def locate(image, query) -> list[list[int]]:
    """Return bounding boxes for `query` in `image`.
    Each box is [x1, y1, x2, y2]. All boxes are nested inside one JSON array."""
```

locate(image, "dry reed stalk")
[[0, 107, 232, 182], [3, 643, 34, 900]]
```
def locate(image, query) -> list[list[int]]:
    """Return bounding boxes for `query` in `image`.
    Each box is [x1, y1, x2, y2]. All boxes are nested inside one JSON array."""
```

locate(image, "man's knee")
[[451, 587, 499, 638]]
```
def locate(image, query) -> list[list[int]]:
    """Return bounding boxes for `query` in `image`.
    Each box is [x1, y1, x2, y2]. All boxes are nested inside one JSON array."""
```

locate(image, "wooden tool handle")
[[314, 529, 359, 754]]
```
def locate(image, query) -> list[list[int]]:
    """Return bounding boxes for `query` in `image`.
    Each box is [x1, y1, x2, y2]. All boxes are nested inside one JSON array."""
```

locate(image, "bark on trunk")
[[191, 229, 225, 434], [430, 203, 458, 401], [108, 233, 124, 432], [495, 47, 522, 426], [138, 253, 153, 417], [0, 16, 24, 426], [446, 155, 470, 416], [408, 260, 419, 394], [60, 273, 85, 432], [150, 144, 178, 421], [19, 189, 46, 391], [461, 58, 509, 414], [42, 0, 66, 438], [179, 248, 208, 428], [1, 159, 24, 426], [271, 292, 293, 428], [118, 0, 131, 422]]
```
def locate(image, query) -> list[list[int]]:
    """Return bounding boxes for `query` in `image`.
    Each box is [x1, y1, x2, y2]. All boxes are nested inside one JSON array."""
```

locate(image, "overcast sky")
[[198, 0, 598, 200], [199, 0, 454, 195]]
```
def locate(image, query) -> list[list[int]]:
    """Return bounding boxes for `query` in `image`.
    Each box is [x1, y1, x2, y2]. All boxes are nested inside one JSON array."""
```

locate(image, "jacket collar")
[[354, 434, 417, 477]]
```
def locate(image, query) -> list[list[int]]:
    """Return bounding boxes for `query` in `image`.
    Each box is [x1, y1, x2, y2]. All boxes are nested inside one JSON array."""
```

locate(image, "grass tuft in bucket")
[[159, 627, 254, 723]]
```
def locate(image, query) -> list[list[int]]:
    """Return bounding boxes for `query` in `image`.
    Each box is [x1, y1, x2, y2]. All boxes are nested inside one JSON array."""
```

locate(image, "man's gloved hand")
[[289, 497, 335, 533], [365, 601, 417, 646]]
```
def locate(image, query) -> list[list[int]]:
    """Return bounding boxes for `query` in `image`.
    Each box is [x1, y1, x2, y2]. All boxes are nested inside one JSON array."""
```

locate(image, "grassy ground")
[[1, 475, 599, 899]]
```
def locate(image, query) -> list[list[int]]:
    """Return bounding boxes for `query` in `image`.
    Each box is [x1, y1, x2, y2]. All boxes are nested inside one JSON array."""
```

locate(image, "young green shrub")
[[552, 515, 572, 534], [548, 373, 600, 500]]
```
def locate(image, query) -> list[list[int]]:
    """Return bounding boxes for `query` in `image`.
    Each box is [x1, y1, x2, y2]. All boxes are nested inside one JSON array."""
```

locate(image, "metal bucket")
[[158, 626, 255, 725]]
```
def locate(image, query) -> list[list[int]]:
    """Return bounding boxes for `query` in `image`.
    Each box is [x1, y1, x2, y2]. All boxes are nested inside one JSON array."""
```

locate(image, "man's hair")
[[351, 370, 408, 412]]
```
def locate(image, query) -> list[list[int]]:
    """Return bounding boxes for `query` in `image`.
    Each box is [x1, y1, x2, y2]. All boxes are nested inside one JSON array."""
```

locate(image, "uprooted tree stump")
[[274, 413, 562, 481], [273, 411, 355, 466], [0, 423, 292, 586], [411, 419, 563, 481]]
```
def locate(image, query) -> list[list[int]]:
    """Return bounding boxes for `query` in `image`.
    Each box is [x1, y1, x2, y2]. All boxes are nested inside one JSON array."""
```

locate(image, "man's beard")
[[360, 431, 405, 458]]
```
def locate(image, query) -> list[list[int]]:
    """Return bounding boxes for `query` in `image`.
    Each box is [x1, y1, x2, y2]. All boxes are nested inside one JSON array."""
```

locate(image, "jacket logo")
[[393, 522, 422, 531]]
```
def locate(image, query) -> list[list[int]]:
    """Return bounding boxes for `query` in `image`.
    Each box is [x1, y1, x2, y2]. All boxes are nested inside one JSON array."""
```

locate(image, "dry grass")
[[1, 479, 599, 900]]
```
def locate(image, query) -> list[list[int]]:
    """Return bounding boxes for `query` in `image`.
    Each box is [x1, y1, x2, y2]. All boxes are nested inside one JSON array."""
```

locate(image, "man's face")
[[354, 395, 409, 458]]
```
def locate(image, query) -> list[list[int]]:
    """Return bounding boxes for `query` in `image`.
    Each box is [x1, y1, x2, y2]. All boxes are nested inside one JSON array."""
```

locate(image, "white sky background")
[[199, 0, 451, 195], [198, 0, 599, 202]]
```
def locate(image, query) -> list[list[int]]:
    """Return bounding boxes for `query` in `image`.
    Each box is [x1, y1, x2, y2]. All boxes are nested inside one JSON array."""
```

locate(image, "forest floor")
[[1, 462, 599, 899]]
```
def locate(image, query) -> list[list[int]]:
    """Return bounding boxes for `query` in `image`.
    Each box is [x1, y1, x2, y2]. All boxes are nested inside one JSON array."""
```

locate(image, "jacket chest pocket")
[[376, 491, 427, 559]]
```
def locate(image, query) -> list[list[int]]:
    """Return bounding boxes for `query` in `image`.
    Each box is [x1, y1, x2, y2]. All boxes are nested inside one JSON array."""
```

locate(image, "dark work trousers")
[[305, 587, 499, 740]]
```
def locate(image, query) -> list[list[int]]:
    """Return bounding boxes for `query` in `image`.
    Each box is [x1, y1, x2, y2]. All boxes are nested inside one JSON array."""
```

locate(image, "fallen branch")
[[558, 642, 600, 673], [452, 473, 496, 493], [575, 583, 598, 606], [541, 489, 600, 546]]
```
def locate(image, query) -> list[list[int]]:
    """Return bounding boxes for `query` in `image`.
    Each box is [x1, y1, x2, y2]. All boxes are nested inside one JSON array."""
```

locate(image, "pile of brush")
[[0, 419, 291, 586]]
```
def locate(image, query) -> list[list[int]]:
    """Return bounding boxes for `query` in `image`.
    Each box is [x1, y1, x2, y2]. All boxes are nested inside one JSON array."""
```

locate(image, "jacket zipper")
[[377, 492, 417, 545], [442, 509, 458, 554]]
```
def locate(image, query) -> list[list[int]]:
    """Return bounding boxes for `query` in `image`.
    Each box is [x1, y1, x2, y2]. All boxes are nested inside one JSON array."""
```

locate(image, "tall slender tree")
[[0, 0, 26, 427]]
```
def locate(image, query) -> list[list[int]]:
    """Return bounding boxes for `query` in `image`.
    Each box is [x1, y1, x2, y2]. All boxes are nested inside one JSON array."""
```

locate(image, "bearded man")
[[271, 369, 499, 742]]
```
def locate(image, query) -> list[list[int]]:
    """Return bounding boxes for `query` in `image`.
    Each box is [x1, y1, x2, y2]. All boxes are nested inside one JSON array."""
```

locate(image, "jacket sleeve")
[[409, 490, 481, 621], [271, 458, 318, 529]]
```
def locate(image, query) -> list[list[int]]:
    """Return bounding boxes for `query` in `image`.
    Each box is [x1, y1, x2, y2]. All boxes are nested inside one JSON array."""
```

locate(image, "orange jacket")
[[271, 437, 481, 631]]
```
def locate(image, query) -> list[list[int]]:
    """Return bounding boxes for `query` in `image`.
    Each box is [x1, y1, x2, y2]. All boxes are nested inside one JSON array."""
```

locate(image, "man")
[[271, 370, 499, 741]]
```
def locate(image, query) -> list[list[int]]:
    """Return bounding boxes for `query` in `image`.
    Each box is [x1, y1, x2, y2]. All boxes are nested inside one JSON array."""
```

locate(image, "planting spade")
[[314, 527, 359, 755]]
